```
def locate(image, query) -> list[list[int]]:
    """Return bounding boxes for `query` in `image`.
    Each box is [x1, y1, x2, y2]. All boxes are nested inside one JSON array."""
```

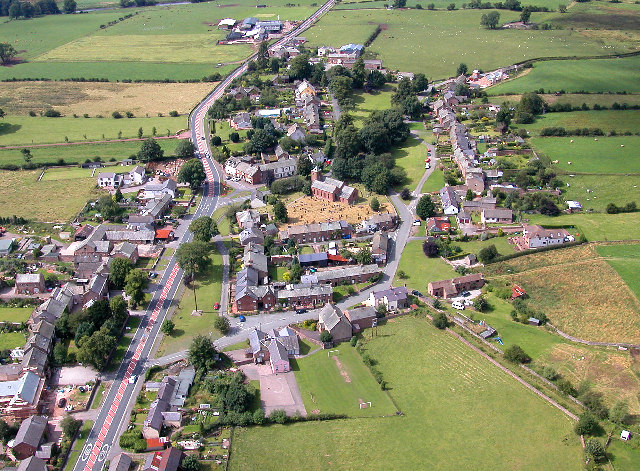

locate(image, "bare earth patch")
[[332, 356, 351, 383], [0, 81, 216, 116], [285, 195, 395, 226]]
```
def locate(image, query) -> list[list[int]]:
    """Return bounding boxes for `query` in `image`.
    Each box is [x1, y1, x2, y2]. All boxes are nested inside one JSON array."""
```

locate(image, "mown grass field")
[[291, 343, 397, 417], [349, 86, 394, 127], [0, 140, 179, 166], [230, 317, 582, 471], [392, 136, 428, 191], [158, 249, 223, 355], [489, 56, 640, 95], [0, 169, 99, 221], [0, 115, 185, 146], [523, 110, 640, 136], [421, 166, 445, 193], [0, 81, 215, 116], [393, 240, 457, 291], [596, 243, 640, 300], [305, 9, 630, 79], [484, 244, 640, 343], [487, 93, 640, 108], [531, 136, 640, 174], [0, 307, 33, 323], [560, 174, 640, 212]]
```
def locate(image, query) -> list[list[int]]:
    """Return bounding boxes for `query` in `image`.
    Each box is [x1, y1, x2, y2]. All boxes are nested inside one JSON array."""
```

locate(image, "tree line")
[[0, 0, 76, 18]]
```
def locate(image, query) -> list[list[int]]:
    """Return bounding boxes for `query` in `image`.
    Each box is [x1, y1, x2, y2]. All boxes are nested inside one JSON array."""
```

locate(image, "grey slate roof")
[[267, 338, 289, 363], [13, 415, 47, 450], [318, 304, 345, 331], [108, 453, 132, 471], [17, 457, 46, 471], [313, 264, 380, 282]]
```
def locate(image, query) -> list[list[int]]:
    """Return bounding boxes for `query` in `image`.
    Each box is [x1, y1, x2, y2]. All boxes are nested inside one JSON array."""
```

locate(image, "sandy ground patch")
[[259, 371, 307, 417], [332, 355, 351, 383], [285, 195, 395, 226], [0, 81, 216, 116]]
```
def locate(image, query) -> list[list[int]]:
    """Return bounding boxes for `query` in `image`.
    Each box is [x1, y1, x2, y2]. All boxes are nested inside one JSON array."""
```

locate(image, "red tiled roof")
[[146, 439, 164, 451], [155, 229, 174, 239], [327, 254, 349, 262]]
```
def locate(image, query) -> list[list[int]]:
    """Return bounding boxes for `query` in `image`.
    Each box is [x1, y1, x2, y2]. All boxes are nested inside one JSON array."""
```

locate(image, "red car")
[[213, 302, 220, 310]]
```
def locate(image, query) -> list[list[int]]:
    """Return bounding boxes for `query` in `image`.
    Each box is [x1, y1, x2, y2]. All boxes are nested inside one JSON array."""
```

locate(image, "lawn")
[[267, 265, 288, 282], [608, 438, 640, 471], [596, 243, 640, 300], [0, 169, 99, 222], [0, 332, 27, 350], [393, 240, 457, 293], [65, 420, 94, 471], [0, 115, 185, 146], [421, 166, 445, 193], [304, 9, 631, 80], [90, 382, 107, 410], [158, 249, 224, 355], [524, 110, 640, 136], [392, 136, 428, 191], [0, 307, 33, 323], [489, 56, 640, 95], [230, 317, 582, 471], [349, 86, 394, 127], [530, 136, 640, 174], [291, 343, 397, 417], [526, 211, 640, 241], [455, 236, 515, 259]]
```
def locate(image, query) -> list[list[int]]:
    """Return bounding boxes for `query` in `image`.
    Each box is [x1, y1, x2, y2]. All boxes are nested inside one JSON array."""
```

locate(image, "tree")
[[0, 109, 5, 119], [473, 295, 489, 312], [211, 135, 222, 146], [480, 11, 501, 29], [8, 3, 20, 18], [456, 63, 468, 76], [21, 148, 32, 163], [175, 139, 195, 159], [609, 400, 628, 424], [288, 54, 312, 80], [244, 129, 276, 155], [97, 195, 120, 221], [61, 415, 82, 438], [188, 334, 218, 372], [214, 316, 230, 335], [177, 158, 206, 191], [370, 197, 380, 212], [137, 138, 163, 162], [63, 0, 77, 13], [320, 331, 333, 343], [574, 412, 598, 435], [77, 330, 117, 370], [400, 188, 411, 200], [520, 7, 531, 23], [584, 438, 605, 461], [297, 156, 313, 177], [110, 258, 133, 289], [465, 189, 474, 201], [189, 216, 218, 242], [354, 248, 372, 265], [329, 75, 354, 107], [503, 344, 530, 363], [176, 241, 210, 277], [229, 132, 240, 143], [478, 244, 498, 263], [366, 70, 386, 89], [53, 342, 67, 364], [0, 419, 17, 445], [273, 200, 288, 223], [0, 43, 17, 65], [393, 0, 407, 6], [110, 296, 128, 325], [423, 239, 438, 257], [433, 312, 448, 329], [124, 269, 148, 308], [172, 206, 187, 218], [161, 319, 175, 335], [416, 195, 436, 220], [517, 92, 546, 116], [181, 455, 201, 471], [413, 73, 429, 92], [558, 3, 566, 12]]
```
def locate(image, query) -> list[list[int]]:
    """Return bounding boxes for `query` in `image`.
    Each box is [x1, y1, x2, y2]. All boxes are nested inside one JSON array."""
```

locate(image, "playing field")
[[0, 82, 216, 117], [0, 140, 179, 166], [489, 56, 640, 95], [292, 344, 397, 417], [305, 9, 631, 79], [0, 308, 33, 323], [531, 136, 640, 174], [523, 110, 640, 136], [0, 115, 185, 146], [230, 317, 582, 471], [0, 169, 99, 222]]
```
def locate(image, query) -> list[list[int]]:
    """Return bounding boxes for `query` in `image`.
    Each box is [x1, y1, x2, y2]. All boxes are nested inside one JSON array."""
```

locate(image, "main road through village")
[[73, 1, 337, 469]]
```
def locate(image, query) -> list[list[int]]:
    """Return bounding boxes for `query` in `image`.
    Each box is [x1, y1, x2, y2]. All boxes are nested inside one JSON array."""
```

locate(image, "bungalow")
[[277, 284, 332, 308], [427, 217, 451, 234], [456, 209, 472, 225], [368, 286, 408, 311], [15, 274, 45, 295], [11, 415, 47, 459], [268, 338, 290, 373], [155, 229, 175, 243], [481, 208, 513, 224], [371, 232, 389, 265], [344, 306, 376, 332], [518, 225, 571, 249], [317, 303, 352, 342], [428, 273, 485, 299], [439, 186, 460, 215], [97, 172, 122, 188]]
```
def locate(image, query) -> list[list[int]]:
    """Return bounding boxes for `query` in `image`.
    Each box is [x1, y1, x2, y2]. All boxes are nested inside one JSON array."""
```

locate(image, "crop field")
[[0, 115, 185, 146], [560, 175, 640, 212], [0, 169, 99, 221], [531, 136, 640, 174], [230, 317, 582, 471], [526, 212, 640, 241], [291, 343, 397, 417], [489, 56, 640, 95], [0, 82, 216, 116], [393, 240, 457, 291], [0, 307, 33, 323], [305, 9, 630, 80], [523, 110, 640, 136], [485, 244, 640, 343], [0, 140, 179, 166]]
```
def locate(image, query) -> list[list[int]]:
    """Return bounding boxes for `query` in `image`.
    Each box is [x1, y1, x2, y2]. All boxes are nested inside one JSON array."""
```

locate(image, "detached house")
[[317, 304, 352, 342], [521, 225, 570, 249], [428, 273, 485, 299], [230, 112, 253, 130], [368, 286, 408, 311], [481, 208, 513, 224], [97, 172, 122, 188], [15, 274, 45, 295]]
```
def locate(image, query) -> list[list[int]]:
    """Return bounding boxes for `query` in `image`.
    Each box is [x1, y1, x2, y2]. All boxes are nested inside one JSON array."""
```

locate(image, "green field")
[[230, 317, 582, 471], [0, 331, 27, 350], [421, 166, 445, 193], [292, 343, 397, 417], [560, 174, 640, 212], [608, 438, 640, 471], [0, 115, 185, 146], [0, 307, 33, 323], [392, 136, 428, 191], [393, 240, 457, 291], [596, 243, 640, 300], [305, 9, 631, 79], [523, 110, 640, 136], [527, 212, 640, 241], [490, 56, 640, 95], [159, 249, 224, 355], [488, 93, 640, 108], [350, 86, 394, 127]]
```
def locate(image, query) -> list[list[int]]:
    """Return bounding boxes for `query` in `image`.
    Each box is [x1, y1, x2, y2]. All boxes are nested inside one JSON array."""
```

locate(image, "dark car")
[[412, 290, 423, 297], [461, 291, 471, 297], [57, 398, 66, 408], [238, 315, 246, 322], [295, 308, 307, 314]]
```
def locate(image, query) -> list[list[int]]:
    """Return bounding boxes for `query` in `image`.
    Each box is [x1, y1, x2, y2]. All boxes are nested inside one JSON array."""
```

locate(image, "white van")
[[452, 301, 465, 310]]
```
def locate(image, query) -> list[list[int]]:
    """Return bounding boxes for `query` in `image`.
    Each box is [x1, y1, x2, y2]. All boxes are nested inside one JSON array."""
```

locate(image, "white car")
[[412, 220, 421, 226], [128, 375, 137, 384]]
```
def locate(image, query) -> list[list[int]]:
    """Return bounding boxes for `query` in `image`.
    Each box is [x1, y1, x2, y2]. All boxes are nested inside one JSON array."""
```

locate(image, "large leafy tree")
[[416, 195, 436, 219], [189, 216, 218, 242], [137, 138, 164, 162], [288, 54, 312, 80], [77, 329, 117, 370], [174, 139, 195, 159], [177, 158, 206, 191], [188, 334, 218, 372], [480, 11, 501, 29], [0, 43, 17, 65], [109, 258, 133, 289], [124, 269, 148, 308]]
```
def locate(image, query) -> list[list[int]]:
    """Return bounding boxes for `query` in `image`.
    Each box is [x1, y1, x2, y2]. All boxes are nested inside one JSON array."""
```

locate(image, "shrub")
[[541, 365, 558, 381], [574, 412, 598, 436], [478, 244, 498, 263], [319, 331, 332, 343], [400, 188, 411, 200], [350, 336, 357, 347], [556, 378, 576, 396], [432, 312, 448, 329], [269, 409, 287, 424], [44, 109, 61, 117], [214, 316, 230, 335], [211, 135, 222, 146], [229, 132, 240, 143], [584, 438, 605, 461], [169, 110, 179, 117], [112, 111, 123, 119], [503, 344, 530, 363]]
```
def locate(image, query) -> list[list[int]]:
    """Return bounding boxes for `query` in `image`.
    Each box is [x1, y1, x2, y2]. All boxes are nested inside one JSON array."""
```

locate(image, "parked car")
[[213, 302, 220, 310], [412, 290, 423, 297], [238, 315, 246, 322], [57, 398, 66, 408], [413, 220, 421, 226], [295, 308, 307, 314], [128, 375, 137, 384], [461, 291, 471, 297]]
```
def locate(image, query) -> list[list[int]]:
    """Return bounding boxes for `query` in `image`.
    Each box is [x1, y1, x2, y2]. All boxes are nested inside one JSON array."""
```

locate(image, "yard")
[[349, 86, 394, 128], [158, 249, 224, 355], [0, 331, 27, 351], [291, 343, 397, 417], [0, 307, 33, 323], [393, 240, 458, 292], [229, 317, 582, 471], [420, 166, 445, 194]]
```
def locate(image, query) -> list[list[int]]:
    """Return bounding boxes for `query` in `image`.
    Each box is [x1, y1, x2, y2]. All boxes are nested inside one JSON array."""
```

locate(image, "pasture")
[[526, 212, 640, 241], [0, 140, 179, 166], [0, 169, 99, 221], [0, 82, 216, 116], [230, 317, 582, 471], [291, 344, 397, 417], [305, 9, 629, 79], [0, 115, 185, 146], [531, 136, 640, 174], [0, 307, 33, 323], [393, 240, 457, 291], [489, 56, 640, 95], [523, 110, 640, 136], [596, 243, 640, 300], [560, 174, 640, 212], [487, 93, 640, 109]]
